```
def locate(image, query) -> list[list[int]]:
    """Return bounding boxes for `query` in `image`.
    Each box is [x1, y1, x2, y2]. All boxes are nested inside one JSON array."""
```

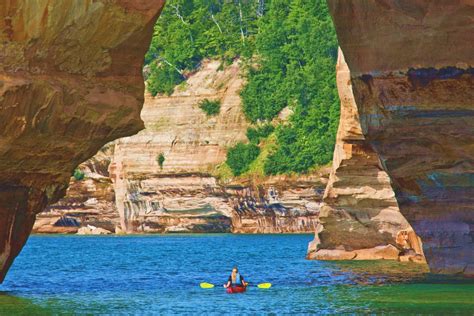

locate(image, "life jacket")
[[232, 273, 242, 285]]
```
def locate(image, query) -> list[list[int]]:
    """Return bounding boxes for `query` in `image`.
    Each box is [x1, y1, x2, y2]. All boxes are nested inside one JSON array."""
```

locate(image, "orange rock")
[[308, 50, 424, 263], [328, 1, 474, 275], [0, 0, 164, 282]]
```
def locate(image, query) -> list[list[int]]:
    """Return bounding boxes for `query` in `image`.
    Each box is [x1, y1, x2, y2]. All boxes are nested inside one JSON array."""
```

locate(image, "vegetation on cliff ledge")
[[198, 99, 221, 116], [157, 153, 166, 169], [73, 169, 85, 181], [146, 0, 339, 176]]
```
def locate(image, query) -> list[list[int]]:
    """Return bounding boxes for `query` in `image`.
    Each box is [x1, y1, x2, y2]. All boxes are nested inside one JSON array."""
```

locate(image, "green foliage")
[[73, 169, 85, 181], [145, 0, 261, 95], [157, 153, 166, 169], [226, 142, 260, 176], [147, 62, 184, 96], [198, 99, 221, 116], [240, 0, 339, 174], [246, 124, 274, 144], [146, 0, 339, 176]]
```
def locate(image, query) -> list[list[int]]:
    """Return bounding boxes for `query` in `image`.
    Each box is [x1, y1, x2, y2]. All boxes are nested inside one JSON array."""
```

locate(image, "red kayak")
[[226, 285, 246, 294]]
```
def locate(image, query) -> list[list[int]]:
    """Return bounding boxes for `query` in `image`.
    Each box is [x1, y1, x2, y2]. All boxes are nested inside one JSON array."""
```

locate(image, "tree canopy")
[[146, 0, 339, 176]]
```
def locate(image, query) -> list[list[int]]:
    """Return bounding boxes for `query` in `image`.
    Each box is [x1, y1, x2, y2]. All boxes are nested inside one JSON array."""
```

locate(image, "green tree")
[[246, 124, 274, 144], [145, 0, 261, 96], [240, 0, 339, 174]]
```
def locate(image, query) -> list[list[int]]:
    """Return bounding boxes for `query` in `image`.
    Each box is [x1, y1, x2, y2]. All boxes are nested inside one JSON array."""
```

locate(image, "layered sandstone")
[[108, 60, 327, 233], [41, 60, 326, 234], [109, 60, 248, 233], [0, 0, 164, 281], [307, 50, 424, 262], [230, 174, 327, 233], [34, 144, 119, 234], [328, 1, 473, 275]]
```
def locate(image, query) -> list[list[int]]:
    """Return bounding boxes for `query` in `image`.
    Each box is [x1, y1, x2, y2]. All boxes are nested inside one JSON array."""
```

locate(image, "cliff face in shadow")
[[0, 0, 164, 281], [307, 50, 425, 263], [328, 1, 473, 275]]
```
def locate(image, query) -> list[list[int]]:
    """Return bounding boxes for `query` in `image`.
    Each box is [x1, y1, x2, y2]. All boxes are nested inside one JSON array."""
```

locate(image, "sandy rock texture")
[[307, 50, 425, 263], [34, 144, 119, 234], [328, 1, 473, 275], [108, 60, 327, 233], [0, 0, 164, 282], [230, 174, 328, 233], [109, 60, 249, 233]]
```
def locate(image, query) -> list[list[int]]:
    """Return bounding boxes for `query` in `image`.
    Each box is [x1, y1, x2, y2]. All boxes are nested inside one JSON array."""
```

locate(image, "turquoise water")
[[0, 234, 473, 314]]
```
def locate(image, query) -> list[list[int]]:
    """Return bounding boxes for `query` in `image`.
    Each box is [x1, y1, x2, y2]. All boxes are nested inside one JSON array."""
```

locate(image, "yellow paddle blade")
[[257, 283, 272, 289], [200, 282, 215, 289]]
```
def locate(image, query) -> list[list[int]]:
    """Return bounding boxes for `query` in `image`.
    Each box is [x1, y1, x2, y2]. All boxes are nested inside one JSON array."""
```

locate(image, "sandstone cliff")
[[41, 60, 327, 234], [307, 50, 424, 263], [0, 0, 164, 282], [328, 1, 473, 275], [229, 174, 327, 233], [108, 60, 327, 234], [34, 144, 119, 234], [109, 60, 247, 233]]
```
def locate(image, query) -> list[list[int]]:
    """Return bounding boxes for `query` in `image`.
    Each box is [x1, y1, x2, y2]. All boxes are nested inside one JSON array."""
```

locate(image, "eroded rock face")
[[307, 50, 424, 263], [328, 1, 473, 275], [41, 60, 326, 234], [34, 144, 119, 234], [109, 60, 248, 233], [0, 0, 164, 282], [230, 174, 327, 233]]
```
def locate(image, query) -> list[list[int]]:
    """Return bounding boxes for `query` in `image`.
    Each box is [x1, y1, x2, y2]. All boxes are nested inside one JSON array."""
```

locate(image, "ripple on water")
[[0, 234, 472, 314]]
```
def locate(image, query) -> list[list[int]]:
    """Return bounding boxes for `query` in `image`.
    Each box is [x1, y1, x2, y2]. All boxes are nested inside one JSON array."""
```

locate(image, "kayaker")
[[224, 266, 247, 288]]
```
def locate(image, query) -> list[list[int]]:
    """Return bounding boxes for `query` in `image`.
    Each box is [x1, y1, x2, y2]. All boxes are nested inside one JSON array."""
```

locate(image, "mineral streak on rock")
[[0, 0, 165, 282], [229, 174, 327, 234], [307, 49, 424, 263], [328, 0, 473, 275]]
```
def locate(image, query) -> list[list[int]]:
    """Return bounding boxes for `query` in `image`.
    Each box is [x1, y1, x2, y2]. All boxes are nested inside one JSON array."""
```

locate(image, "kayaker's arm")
[[223, 276, 231, 288], [241, 275, 248, 287]]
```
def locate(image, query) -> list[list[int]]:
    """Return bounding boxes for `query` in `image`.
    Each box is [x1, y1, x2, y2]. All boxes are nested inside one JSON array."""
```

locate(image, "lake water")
[[0, 234, 473, 314]]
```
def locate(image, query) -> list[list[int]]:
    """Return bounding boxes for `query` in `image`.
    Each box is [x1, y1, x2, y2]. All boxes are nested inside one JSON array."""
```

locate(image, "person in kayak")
[[224, 266, 247, 288]]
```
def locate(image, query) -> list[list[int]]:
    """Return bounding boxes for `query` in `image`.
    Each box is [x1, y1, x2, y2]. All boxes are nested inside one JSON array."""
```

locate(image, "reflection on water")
[[0, 234, 473, 314]]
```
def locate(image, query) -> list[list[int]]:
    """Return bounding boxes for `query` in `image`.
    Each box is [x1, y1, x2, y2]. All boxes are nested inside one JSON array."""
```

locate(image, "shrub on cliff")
[[147, 62, 184, 96], [226, 143, 260, 176], [157, 153, 166, 169], [198, 99, 221, 116], [73, 169, 85, 181]]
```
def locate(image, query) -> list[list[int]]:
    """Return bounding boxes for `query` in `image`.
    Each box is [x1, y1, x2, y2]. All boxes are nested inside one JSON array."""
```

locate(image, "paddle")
[[200, 282, 215, 289], [257, 282, 272, 289], [200, 282, 272, 289]]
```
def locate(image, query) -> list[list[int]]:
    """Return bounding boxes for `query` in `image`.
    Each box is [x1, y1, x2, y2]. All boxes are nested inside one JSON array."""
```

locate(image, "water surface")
[[1, 234, 473, 314]]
